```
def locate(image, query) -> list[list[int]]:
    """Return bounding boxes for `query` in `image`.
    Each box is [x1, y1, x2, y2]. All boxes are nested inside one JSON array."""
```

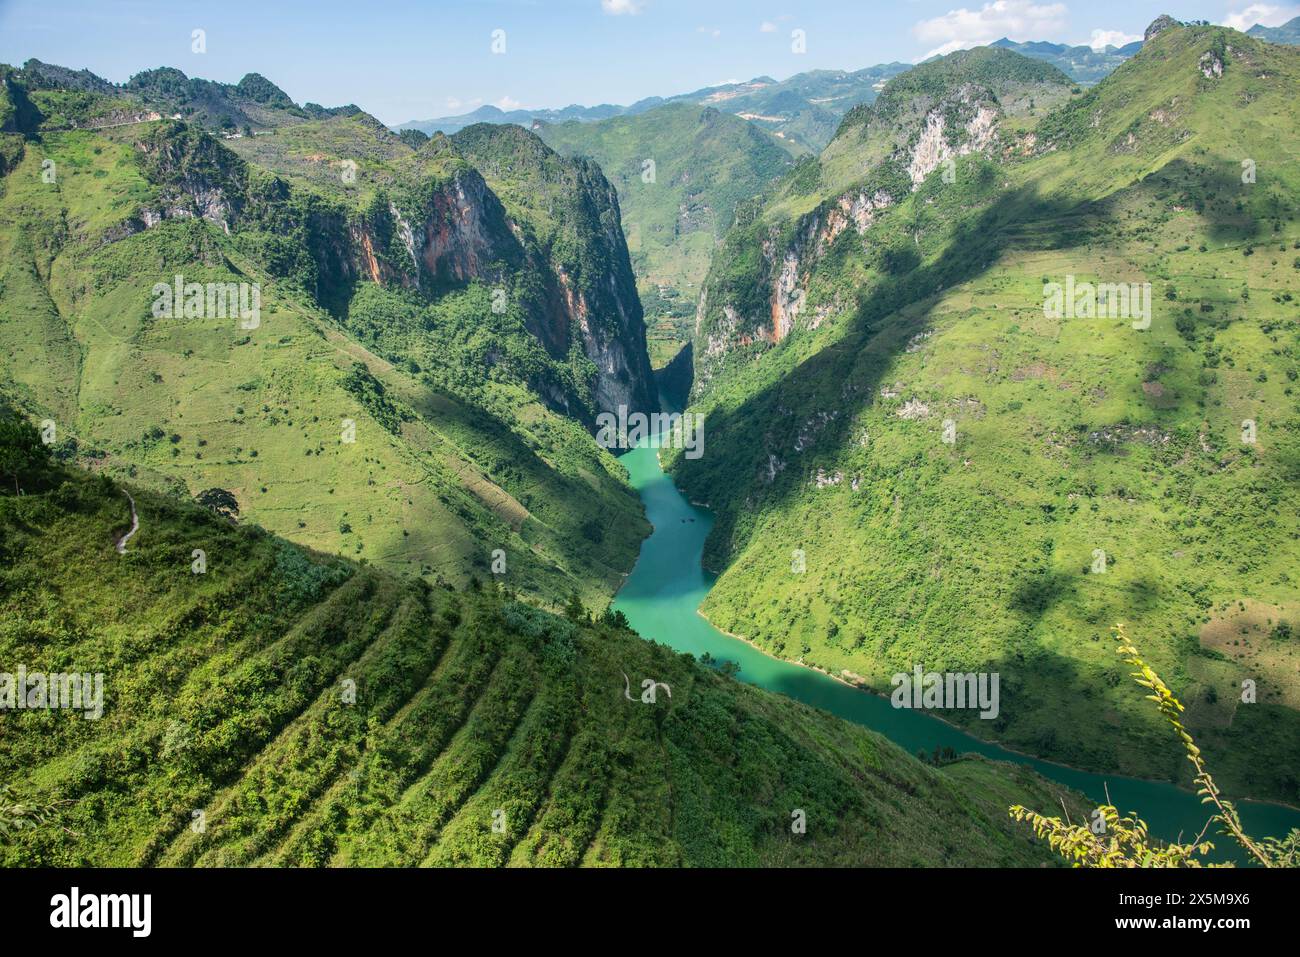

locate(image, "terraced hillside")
[[0, 62, 657, 607], [669, 25, 1300, 804], [0, 448, 1078, 867]]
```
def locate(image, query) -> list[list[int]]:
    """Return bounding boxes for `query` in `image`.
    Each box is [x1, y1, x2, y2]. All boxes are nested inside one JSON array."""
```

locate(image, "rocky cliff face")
[[691, 50, 1071, 397], [132, 121, 250, 230], [553, 157, 658, 415], [121, 118, 657, 423], [692, 174, 906, 395], [450, 124, 658, 417]]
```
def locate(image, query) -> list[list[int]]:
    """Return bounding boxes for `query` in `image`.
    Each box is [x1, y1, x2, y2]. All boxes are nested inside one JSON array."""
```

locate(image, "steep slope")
[[538, 103, 793, 364], [222, 114, 657, 419], [448, 123, 658, 416], [671, 26, 1300, 804], [692, 46, 1074, 381], [0, 66, 654, 607], [0, 448, 1079, 867]]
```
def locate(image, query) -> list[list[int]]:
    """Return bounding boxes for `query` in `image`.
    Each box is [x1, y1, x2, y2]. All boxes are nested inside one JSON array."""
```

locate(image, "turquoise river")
[[611, 434, 1300, 862]]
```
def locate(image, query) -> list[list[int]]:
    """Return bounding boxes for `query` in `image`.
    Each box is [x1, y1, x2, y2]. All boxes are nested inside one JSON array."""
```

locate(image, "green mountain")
[[988, 38, 1141, 84], [0, 434, 1080, 866], [670, 25, 1300, 804], [0, 61, 658, 608], [402, 63, 913, 156], [1247, 16, 1300, 45], [16, 59, 363, 134], [538, 103, 794, 365]]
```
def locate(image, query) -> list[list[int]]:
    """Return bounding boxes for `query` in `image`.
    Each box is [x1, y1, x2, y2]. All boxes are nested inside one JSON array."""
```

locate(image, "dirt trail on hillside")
[[115, 490, 139, 554]]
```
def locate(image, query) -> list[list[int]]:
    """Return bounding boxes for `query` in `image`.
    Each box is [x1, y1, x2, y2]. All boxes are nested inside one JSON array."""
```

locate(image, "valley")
[[2, 9, 1299, 871], [613, 430, 1300, 861], [667, 22, 1300, 804], [0, 442, 1086, 867]]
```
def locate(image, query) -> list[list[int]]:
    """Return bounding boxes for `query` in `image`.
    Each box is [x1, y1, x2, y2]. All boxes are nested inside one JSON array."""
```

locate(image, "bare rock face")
[[906, 90, 999, 186], [446, 125, 659, 419], [1145, 15, 1180, 42], [126, 119, 657, 424], [132, 121, 248, 231], [414, 170, 516, 286]]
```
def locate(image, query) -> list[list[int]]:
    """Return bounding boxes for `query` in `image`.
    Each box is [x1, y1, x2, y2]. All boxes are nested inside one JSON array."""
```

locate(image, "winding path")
[[115, 489, 139, 554]]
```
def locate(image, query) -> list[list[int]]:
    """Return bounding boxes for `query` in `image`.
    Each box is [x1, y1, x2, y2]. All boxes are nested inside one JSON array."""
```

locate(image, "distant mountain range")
[[1248, 15, 1300, 44], [400, 64, 912, 154], [400, 17, 1300, 148], [986, 37, 1142, 84]]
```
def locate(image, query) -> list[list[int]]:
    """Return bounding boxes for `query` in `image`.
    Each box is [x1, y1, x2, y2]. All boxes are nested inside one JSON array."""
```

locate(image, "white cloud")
[[913, 1, 1069, 58], [760, 21, 777, 32], [495, 96, 522, 111], [601, 0, 644, 15], [698, 26, 721, 37], [921, 39, 978, 59], [1221, 3, 1300, 30], [1087, 28, 1141, 50]]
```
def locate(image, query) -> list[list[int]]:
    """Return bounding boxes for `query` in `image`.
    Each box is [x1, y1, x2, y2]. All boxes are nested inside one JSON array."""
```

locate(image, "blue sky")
[[1, 0, 1296, 124]]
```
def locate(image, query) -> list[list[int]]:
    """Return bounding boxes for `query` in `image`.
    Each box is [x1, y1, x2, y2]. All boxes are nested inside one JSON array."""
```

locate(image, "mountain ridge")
[[668, 22, 1300, 804], [0, 60, 658, 607]]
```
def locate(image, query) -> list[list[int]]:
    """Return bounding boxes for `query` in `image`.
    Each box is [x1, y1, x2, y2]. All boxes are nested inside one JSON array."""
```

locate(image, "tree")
[[195, 487, 239, 520], [601, 606, 630, 630], [1010, 624, 1300, 867], [563, 591, 588, 624], [0, 416, 49, 494]]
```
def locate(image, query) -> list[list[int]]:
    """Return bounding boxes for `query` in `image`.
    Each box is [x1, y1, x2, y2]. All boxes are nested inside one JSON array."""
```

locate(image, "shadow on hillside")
[[673, 184, 1090, 555], [670, 164, 1244, 583], [1151, 156, 1277, 247]]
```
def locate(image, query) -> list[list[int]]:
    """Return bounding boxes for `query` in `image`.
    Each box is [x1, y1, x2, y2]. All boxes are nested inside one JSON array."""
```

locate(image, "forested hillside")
[[0, 60, 658, 607], [668, 23, 1300, 804]]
